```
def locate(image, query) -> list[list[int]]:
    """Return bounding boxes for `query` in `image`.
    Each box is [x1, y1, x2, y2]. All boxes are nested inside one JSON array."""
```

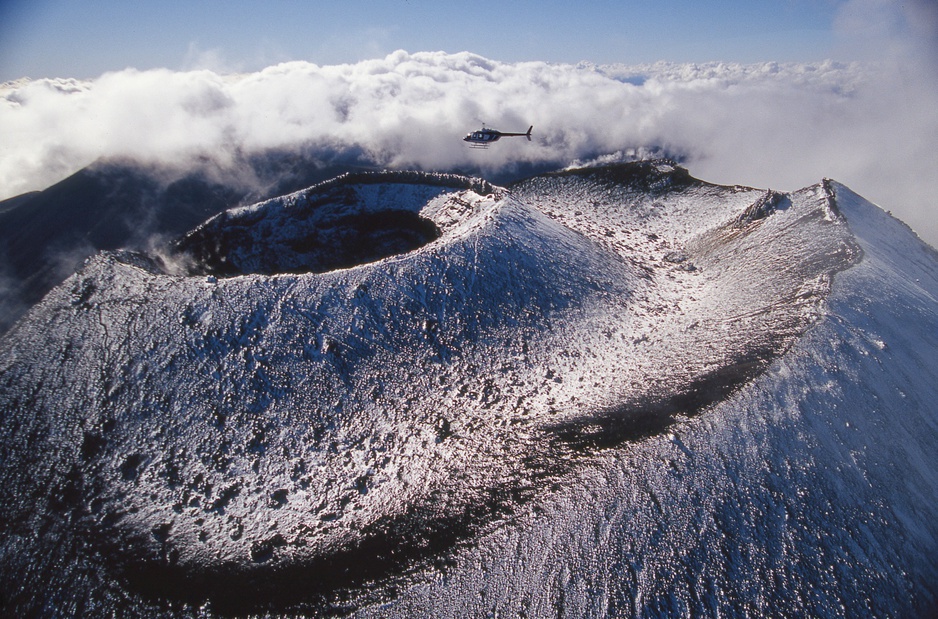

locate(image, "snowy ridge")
[[381, 179, 937, 619], [0, 162, 935, 617]]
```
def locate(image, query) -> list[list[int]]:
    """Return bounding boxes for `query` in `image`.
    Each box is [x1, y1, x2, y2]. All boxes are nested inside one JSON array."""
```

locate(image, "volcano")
[[1, 161, 936, 617]]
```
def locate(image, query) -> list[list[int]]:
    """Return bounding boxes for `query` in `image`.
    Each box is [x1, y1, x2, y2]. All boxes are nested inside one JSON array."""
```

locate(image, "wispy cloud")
[[1, 35, 936, 244]]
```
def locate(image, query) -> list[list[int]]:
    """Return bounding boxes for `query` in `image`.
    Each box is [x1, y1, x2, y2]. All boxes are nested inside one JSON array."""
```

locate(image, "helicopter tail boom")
[[498, 126, 533, 140]]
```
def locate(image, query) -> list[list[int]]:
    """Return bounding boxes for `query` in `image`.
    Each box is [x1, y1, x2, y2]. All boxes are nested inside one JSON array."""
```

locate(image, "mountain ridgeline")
[[1, 161, 936, 617]]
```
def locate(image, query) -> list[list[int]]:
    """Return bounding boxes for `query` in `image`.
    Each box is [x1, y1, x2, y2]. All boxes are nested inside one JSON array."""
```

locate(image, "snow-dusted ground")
[[357, 181, 938, 618], [0, 162, 935, 617]]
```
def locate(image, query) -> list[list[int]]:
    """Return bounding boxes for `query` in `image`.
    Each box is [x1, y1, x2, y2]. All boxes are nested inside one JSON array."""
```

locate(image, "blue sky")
[[1, 0, 845, 80]]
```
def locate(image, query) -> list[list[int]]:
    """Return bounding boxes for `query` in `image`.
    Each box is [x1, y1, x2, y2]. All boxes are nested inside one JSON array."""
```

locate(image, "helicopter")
[[463, 124, 533, 148]]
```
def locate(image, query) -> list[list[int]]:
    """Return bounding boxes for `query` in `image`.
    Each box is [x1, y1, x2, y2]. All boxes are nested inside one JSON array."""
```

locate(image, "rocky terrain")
[[0, 161, 935, 617]]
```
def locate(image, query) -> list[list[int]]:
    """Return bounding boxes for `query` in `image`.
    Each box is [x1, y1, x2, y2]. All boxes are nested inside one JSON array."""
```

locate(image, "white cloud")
[[1, 40, 936, 245]]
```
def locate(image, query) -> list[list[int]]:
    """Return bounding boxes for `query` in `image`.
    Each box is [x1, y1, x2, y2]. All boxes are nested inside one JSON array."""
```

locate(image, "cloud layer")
[[2, 41, 937, 244]]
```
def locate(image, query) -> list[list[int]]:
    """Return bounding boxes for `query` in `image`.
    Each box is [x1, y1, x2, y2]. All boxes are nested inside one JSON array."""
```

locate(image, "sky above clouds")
[[1, 0, 845, 80], [1, 0, 937, 245]]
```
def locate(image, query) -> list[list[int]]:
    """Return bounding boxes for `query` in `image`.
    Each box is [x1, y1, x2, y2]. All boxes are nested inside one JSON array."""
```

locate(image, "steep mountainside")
[[0, 162, 935, 617]]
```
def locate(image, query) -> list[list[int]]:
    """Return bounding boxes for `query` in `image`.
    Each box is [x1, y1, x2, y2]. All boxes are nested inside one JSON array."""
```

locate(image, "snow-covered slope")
[[0, 162, 935, 617]]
